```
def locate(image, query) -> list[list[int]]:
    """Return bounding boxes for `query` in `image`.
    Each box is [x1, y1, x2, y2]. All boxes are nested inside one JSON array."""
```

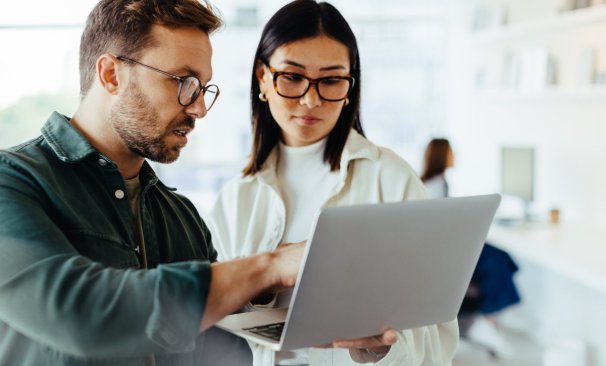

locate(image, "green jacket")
[[0, 112, 248, 365]]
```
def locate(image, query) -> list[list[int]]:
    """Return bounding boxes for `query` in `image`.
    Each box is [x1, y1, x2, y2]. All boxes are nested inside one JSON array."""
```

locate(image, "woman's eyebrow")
[[319, 65, 347, 71], [279, 60, 347, 72]]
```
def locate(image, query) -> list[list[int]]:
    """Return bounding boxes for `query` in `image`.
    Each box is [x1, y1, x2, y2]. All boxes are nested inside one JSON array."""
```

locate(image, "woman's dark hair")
[[421, 138, 452, 182], [243, 0, 364, 176]]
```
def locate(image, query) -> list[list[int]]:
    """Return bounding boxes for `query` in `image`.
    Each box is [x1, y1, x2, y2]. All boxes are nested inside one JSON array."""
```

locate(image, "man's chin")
[[147, 148, 182, 164]]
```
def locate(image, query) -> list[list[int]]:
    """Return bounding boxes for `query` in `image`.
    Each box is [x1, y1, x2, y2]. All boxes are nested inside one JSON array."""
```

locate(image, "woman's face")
[[446, 148, 455, 168], [257, 35, 351, 147]]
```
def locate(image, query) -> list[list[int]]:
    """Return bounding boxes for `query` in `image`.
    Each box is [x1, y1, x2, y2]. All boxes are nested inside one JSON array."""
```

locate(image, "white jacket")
[[209, 130, 459, 366]]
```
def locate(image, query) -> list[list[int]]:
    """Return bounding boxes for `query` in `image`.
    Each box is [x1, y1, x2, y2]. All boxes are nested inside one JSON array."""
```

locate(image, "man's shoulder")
[[0, 135, 52, 171], [154, 182, 205, 219]]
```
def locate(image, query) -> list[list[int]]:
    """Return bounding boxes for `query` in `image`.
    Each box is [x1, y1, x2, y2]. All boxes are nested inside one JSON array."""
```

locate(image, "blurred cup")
[[549, 208, 560, 224]]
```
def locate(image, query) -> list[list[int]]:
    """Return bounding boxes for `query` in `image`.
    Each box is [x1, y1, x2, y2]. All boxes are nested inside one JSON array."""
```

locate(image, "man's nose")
[[184, 94, 208, 119]]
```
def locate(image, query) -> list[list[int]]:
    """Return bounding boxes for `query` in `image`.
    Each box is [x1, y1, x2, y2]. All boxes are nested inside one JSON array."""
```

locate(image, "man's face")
[[109, 25, 213, 163]]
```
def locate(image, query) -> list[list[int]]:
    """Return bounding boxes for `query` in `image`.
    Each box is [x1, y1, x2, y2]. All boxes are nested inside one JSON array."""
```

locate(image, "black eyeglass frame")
[[116, 55, 220, 110], [267, 65, 355, 102]]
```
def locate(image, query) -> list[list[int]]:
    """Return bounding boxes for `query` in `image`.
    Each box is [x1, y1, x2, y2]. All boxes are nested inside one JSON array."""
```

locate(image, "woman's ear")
[[255, 60, 267, 89]]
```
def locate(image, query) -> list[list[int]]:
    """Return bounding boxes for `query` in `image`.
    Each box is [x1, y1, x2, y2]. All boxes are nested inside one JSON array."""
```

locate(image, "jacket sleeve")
[[0, 156, 210, 358]]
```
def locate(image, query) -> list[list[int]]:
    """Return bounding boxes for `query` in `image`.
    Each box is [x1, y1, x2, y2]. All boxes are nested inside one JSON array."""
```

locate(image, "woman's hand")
[[318, 328, 397, 363]]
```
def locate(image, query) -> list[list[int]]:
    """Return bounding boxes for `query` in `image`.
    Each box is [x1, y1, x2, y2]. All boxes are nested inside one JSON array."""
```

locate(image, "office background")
[[0, 0, 449, 212], [1, 0, 605, 365]]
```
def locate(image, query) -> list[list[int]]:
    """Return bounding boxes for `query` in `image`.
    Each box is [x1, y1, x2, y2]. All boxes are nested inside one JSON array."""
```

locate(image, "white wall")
[[447, 2, 606, 364], [447, 0, 606, 228]]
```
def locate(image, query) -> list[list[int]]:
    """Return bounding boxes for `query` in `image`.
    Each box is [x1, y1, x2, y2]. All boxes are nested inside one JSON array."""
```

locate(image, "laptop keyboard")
[[242, 322, 285, 341]]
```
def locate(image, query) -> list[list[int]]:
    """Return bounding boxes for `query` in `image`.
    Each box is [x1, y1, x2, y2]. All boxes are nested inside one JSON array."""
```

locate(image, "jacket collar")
[[247, 129, 379, 185], [41, 111, 99, 163], [41, 111, 160, 188], [339, 129, 379, 164]]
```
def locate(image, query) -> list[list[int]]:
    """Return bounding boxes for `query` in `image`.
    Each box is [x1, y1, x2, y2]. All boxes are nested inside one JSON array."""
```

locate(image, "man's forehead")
[[143, 24, 213, 80], [150, 24, 212, 54]]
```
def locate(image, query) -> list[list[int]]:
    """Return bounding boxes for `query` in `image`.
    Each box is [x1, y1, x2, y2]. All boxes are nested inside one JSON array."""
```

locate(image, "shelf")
[[470, 4, 606, 45], [473, 87, 606, 101]]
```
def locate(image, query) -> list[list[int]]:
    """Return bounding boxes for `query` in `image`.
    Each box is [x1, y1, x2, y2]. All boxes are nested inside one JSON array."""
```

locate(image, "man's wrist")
[[251, 252, 276, 290]]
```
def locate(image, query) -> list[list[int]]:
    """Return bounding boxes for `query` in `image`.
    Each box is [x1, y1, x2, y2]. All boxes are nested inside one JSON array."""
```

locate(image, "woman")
[[420, 138, 520, 358], [420, 138, 454, 199], [209, 1, 458, 365]]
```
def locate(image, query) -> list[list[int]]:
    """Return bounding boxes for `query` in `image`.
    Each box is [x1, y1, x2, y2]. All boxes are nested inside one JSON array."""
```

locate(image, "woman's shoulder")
[[344, 137, 426, 200], [356, 139, 417, 177], [376, 145, 415, 170]]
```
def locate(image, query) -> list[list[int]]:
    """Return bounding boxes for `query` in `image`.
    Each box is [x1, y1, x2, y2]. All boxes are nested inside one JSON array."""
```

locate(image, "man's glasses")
[[268, 65, 354, 102], [117, 56, 220, 111]]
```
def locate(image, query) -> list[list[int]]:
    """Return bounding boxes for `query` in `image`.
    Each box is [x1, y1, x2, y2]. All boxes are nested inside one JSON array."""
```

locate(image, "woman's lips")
[[295, 115, 321, 126]]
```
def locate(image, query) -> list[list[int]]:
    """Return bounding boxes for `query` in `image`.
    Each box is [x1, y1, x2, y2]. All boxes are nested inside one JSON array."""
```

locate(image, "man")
[[0, 1, 397, 365]]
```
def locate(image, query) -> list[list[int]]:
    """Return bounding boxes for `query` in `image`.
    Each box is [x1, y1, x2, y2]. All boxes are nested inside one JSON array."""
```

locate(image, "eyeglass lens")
[[276, 74, 350, 100], [179, 77, 219, 110]]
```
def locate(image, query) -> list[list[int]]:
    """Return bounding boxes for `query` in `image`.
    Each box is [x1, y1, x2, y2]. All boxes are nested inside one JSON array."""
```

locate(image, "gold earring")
[[259, 92, 268, 102], [344, 98, 350, 106]]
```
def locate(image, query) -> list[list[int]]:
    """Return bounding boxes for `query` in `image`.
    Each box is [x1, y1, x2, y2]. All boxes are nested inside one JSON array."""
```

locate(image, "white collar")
[[245, 129, 379, 185]]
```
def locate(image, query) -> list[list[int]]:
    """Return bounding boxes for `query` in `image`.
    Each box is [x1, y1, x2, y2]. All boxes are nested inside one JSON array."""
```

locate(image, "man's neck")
[[71, 97, 144, 180]]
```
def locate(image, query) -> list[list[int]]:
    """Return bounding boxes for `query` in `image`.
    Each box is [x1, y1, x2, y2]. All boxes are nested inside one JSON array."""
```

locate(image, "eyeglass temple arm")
[[116, 55, 183, 82]]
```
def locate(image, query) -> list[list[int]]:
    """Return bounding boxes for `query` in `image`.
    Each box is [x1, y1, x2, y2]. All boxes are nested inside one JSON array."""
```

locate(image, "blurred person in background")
[[421, 138, 521, 358]]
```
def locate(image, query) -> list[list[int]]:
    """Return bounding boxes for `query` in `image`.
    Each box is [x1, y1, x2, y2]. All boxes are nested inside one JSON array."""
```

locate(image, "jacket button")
[[114, 189, 125, 199], [98, 158, 107, 167]]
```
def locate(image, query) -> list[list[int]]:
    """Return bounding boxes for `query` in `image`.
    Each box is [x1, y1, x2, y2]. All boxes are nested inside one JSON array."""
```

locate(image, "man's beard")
[[109, 81, 194, 163]]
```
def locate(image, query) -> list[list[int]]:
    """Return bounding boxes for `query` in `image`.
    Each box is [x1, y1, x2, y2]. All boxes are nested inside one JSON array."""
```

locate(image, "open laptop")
[[216, 194, 501, 351]]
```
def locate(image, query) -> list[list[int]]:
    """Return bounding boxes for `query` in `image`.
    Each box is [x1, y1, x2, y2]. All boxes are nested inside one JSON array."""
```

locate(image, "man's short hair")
[[79, 0, 222, 97]]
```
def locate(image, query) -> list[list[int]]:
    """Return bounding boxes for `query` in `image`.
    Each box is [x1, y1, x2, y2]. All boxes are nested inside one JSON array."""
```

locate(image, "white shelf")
[[470, 4, 606, 45], [473, 87, 606, 101]]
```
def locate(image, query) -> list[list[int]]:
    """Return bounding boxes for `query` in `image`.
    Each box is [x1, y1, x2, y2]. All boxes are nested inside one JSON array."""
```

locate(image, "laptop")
[[215, 194, 501, 351]]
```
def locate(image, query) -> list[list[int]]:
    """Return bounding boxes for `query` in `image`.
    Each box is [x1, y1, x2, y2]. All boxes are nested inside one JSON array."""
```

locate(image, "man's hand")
[[318, 328, 398, 363], [201, 241, 305, 331], [266, 241, 306, 293]]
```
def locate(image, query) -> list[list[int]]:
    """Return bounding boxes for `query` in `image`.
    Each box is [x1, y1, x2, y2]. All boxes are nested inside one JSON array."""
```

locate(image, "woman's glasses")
[[268, 65, 354, 102]]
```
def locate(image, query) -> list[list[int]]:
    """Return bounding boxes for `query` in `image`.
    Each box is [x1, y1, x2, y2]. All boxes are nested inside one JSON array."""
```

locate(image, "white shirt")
[[423, 174, 448, 199]]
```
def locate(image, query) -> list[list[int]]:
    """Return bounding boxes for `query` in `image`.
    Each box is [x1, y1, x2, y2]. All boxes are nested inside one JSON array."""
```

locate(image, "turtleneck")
[[276, 137, 340, 244]]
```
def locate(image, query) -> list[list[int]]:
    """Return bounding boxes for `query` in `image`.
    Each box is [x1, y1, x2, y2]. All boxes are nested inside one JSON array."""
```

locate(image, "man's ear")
[[96, 54, 122, 95]]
